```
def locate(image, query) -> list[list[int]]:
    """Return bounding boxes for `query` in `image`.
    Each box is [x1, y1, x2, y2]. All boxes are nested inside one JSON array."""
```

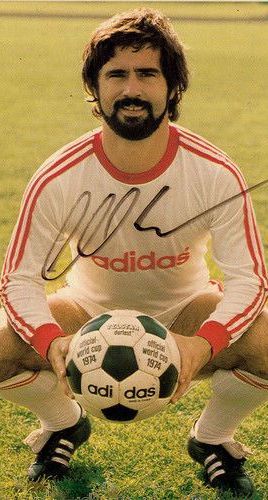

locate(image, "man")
[[0, 7, 267, 496]]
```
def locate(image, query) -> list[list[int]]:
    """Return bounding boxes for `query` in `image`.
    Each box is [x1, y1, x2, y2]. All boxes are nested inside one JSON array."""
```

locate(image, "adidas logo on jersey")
[[91, 248, 190, 272]]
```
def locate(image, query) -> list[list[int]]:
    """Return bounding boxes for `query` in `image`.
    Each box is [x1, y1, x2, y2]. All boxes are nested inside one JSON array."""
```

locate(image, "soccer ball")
[[66, 309, 180, 423]]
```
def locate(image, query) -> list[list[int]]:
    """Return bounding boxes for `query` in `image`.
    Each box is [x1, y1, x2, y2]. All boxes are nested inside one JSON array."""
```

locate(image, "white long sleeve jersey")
[[1, 124, 267, 358]]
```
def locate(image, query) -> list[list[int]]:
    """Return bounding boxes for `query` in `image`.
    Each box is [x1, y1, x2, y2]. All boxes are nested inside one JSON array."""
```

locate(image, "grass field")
[[0, 2, 268, 499]]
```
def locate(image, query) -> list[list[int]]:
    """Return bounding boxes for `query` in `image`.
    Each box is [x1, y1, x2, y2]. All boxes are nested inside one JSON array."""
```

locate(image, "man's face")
[[96, 45, 172, 140]]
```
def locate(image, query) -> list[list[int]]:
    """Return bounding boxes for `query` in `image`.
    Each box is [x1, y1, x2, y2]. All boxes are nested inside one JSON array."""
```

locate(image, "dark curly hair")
[[82, 8, 189, 121]]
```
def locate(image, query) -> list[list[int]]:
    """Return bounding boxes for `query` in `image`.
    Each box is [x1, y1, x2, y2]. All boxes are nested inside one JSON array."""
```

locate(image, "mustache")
[[113, 98, 152, 112]]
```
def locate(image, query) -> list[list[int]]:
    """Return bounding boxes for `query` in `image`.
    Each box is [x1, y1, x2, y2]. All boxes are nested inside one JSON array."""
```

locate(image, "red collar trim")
[[93, 125, 179, 184]]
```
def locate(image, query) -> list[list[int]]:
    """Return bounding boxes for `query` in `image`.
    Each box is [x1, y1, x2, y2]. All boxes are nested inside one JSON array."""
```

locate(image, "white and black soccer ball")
[[66, 309, 180, 423]]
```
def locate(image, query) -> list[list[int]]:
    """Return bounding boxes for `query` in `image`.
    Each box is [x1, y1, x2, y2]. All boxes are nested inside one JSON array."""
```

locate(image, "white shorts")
[[55, 280, 223, 330]]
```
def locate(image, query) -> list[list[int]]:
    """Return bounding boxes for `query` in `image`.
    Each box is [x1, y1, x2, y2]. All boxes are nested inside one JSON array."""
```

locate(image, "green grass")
[[0, 2, 267, 499]]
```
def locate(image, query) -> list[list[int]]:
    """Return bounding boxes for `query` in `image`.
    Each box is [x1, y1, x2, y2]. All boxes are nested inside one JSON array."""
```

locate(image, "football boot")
[[188, 431, 255, 497], [26, 409, 91, 481]]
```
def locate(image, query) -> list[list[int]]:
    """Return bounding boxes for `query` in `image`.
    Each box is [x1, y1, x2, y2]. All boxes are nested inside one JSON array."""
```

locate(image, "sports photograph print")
[[0, 1, 267, 498]]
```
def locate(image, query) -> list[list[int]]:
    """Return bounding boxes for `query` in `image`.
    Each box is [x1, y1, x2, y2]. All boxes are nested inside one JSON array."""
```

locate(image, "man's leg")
[[0, 294, 92, 480], [171, 293, 268, 495]]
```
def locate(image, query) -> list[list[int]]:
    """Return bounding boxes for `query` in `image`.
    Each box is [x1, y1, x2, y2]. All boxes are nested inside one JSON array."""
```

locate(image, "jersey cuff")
[[194, 321, 230, 358], [31, 323, 66, 359]]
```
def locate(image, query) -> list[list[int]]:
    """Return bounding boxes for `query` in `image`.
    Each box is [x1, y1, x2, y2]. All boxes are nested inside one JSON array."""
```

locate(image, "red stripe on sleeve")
[[179, 130, 267, 285], [5, 142, 93, 277], [227, 290, 267, 335], [0, 139, 94, 347], [179, 137, 267, 333], [15, 150, 92, 273]]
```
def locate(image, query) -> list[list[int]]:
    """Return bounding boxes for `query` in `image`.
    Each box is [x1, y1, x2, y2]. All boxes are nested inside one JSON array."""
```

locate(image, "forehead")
[[101, 45, 162, 71]]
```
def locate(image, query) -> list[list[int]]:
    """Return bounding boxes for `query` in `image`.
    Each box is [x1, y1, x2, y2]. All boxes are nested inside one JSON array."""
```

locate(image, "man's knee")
[[237, 308, 268, 378], [0, 293, 90, 382], [0, 311, 50, 382], [171, 292, 221, 337], [47, 293, 91, 335], [209, 308, 268, 379]]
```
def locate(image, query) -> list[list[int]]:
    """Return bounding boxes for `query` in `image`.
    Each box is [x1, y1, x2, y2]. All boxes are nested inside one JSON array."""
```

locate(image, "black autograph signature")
[[42, 178, 268, 281]]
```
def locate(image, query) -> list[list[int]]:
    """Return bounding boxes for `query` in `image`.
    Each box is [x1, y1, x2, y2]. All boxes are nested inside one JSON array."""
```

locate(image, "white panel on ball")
[[134, 398, 171, 422], [69, 330, 108, 374], [134, 332, 172, 377], [99, 312, 145, 347], [80, 369, 119, 409], [119, 370, 160, 410]]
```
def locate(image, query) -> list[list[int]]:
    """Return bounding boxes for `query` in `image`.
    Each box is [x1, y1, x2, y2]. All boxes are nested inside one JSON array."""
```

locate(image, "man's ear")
[[169, 88, 176, 101], [91, 87, 99, 101], [86, 87, 99, 104]]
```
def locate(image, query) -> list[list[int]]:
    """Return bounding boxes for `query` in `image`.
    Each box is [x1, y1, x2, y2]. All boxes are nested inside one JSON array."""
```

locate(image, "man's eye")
[[140, 71, 157, 77], [108, 72, 125, 78]]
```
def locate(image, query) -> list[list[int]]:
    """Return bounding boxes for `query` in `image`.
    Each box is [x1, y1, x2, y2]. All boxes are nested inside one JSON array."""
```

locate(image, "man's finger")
[[171, 379, 190, 403], [171, 370, 191, 402], [53, 357, 66, 379], [60, 376, 74, 398]]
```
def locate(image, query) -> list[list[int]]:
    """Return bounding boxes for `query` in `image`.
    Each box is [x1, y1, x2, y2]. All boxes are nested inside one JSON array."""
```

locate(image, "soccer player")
[[0, 8, 267, 495]]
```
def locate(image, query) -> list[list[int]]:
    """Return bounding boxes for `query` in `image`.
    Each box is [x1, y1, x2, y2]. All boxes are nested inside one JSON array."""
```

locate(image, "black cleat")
[[28, 411, 91, 481], [187, 436, 255, 498]]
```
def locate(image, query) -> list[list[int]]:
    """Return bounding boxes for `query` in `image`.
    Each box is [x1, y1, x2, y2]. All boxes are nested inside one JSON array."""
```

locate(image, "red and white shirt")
[[1, 124, 267, 358]]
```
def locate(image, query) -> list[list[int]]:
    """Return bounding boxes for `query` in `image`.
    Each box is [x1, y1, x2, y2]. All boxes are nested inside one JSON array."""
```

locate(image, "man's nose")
[[122, 73, 142, 97]]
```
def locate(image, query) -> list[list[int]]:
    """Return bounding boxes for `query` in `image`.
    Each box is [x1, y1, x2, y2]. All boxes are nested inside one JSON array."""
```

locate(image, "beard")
[[99, 97, 168, 141]]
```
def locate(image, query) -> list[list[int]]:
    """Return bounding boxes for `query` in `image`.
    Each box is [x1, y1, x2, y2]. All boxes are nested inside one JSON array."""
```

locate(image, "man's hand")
[[170, 334, 211, 403], [47, 336, 74, 398]]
